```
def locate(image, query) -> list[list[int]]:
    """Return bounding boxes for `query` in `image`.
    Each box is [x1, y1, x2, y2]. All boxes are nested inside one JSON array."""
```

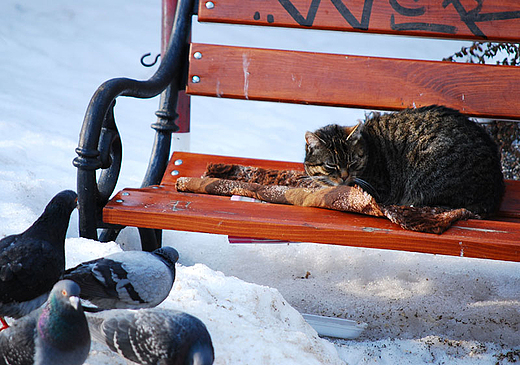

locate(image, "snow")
[[1, 0, 519, 364], [67, 239, 342, 365]]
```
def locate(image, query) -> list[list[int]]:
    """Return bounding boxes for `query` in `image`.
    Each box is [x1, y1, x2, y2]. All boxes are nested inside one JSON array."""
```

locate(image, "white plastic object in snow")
[[302, 313, 367, 339]]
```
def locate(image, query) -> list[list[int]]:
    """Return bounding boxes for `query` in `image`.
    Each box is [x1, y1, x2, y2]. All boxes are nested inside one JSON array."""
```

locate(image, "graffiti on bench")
[[260, 0, 520, 38]]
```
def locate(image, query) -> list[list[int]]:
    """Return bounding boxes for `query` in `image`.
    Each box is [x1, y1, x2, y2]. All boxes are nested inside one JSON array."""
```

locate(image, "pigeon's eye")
[[61, 290, 67, 296]]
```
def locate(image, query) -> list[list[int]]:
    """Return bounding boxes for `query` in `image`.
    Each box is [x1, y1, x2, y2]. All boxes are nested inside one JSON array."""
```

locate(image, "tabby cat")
[[304, 105, 505, 216]]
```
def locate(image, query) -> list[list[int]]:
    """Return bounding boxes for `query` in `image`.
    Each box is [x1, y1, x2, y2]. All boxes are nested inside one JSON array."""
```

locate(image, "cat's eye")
[[324, 163, 338, 172]]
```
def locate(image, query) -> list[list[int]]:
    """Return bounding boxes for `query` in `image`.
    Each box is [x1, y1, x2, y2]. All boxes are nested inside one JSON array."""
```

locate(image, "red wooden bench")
[[75, 0, 520, 262]]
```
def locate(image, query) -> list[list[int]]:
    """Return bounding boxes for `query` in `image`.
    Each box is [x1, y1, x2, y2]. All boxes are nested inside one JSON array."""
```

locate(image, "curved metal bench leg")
[[74, 0, 194, 244]]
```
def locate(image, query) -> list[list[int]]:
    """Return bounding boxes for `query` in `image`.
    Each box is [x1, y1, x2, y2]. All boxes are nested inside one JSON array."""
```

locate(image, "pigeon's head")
[[47, 279, 82, 312], [29, 190, 78, 243], [37, 190, 78, 227], [46, 190, 78, 216], [38, 280, 85, 343], [153, 247, 179, 272], [37, 280, 91, 362]]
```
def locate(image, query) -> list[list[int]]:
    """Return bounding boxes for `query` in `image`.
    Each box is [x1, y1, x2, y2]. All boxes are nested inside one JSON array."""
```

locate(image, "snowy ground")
[[1, 0, 519, 364]]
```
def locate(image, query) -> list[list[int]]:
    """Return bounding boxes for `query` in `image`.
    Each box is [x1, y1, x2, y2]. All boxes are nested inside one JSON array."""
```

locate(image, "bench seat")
[[103, 152, 520, 262]]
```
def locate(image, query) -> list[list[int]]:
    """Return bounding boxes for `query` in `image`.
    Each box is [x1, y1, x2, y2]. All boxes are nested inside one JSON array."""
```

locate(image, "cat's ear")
[[305, 131, 324, 148], [345, 123, 361, 141]]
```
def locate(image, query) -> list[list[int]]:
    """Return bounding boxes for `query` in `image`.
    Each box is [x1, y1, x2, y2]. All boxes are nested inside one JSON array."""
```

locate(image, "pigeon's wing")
[[0, 234, 18, 251], [0, 235, 21, 285], [66, 257, 152, 309], [0, 238, 64, 303], [89, 310, 174, 364], [101, 313, 160, 364], [0, 312, 37, 365], [63, 258, 121, 300], [91, 309, 214, 364]]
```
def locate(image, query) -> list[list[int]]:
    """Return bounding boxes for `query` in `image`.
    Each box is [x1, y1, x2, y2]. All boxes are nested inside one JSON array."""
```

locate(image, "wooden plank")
[[103, 187, 520, 262], [198, 0, 520, 42], [187, 43, 520, 121], [103, 152, 520, 261]]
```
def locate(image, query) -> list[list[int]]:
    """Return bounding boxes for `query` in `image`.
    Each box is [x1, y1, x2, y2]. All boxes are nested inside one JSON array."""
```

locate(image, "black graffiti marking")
[[442, 0, 485, 37], [389, 0, 425, 17], [278, 0, 321, 27], [443, 0, 520, 38], [390, 14, 457, 34], [476, 10, 520, 22], [329, 0, 374, 30], [253, 11, 275, 23], [277, 0, 520, 38], [278, 0, 373, 30], [389, 0, 452, 34]]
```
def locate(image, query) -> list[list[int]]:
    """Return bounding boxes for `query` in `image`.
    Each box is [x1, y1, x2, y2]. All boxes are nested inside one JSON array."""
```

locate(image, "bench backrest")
[[186, 0, 520, 120]]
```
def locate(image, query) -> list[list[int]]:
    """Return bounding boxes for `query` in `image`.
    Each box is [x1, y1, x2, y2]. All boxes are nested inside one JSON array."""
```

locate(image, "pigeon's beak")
[[69, 296, 80, 310]]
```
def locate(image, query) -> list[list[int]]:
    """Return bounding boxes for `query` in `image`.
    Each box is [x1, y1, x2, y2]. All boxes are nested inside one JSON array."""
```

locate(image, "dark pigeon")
[[88, 308, 214, 365], [63, 246, 179, 311], [0, 190, 77, 328], [0, 280, 91, 365]]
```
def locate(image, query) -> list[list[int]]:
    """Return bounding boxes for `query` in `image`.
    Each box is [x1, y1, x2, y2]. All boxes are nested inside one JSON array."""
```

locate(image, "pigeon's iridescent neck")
[[38, 297, 87, 350]]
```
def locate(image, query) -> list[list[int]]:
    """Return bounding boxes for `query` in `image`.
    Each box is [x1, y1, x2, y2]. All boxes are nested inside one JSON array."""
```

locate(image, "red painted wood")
[[198, 0, 520, 43], [187, 43, 520, 121], [103, 152, 520, 262], [161, 0, 176, 56]]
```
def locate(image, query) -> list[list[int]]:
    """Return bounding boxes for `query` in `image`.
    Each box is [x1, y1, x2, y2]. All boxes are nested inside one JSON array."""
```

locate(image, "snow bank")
[[66, 238, 343, 364]]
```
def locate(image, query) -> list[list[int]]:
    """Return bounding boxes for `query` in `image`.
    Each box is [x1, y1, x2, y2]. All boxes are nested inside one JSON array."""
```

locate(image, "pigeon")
[[88, 308, 214, 365], [0, 280, 91, 365], [63, 246, 179, 311], [0, 190, 77, 329]]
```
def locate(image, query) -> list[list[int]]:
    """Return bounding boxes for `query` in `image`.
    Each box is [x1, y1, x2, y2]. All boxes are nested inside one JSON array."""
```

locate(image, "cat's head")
[[304, 123, 367, 186]]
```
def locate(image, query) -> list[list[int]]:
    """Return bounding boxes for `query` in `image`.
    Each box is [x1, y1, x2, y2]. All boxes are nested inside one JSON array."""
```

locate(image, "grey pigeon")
[[63, 246, 179, 311], [0, 190, 77, 329], [88, 308, 214, 365], [0, 280, 91, 365]]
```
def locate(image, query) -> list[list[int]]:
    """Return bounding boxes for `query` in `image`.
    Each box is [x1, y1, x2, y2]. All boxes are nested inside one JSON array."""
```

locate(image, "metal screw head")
[[171, 170, 180, 176], [121, 192, 129, 196], [174, 159, 183, 166], [116, 199, 124, 203], [193, 52, 202, 59], [205, 1, 215, 9], [192, 75, 200, 83]]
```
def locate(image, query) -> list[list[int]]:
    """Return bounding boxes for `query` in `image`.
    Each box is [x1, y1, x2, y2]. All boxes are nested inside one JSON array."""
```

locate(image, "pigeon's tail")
[[82, 306, 104, 313], [86, 314, 106, 344]]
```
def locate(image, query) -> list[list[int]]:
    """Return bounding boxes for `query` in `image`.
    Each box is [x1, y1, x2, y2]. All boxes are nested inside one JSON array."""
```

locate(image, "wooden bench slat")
[[198, 0, 520, 43], [187, 43, 520, 120], [103, 152, 520, 262]]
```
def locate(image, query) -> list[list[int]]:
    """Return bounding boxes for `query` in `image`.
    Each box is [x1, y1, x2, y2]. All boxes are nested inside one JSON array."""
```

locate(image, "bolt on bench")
[[75, 0, 520, 261]]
